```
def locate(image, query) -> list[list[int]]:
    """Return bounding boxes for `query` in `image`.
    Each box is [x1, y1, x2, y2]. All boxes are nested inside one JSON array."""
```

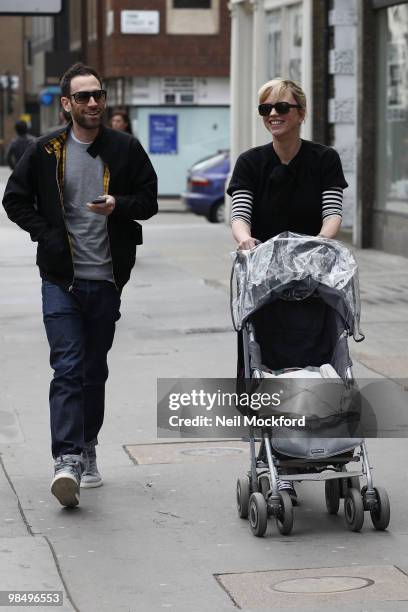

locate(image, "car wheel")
[[208, 200, 225, 223]]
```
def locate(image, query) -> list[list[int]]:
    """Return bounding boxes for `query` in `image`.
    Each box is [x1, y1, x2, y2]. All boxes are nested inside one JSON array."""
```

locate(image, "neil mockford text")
[[168, 414, 306, 428]]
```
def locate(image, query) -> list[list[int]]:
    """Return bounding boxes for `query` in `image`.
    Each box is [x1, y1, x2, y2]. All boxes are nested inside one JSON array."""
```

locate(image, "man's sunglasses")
[[69, 89, 107, 104], [258, 102, 302, 116]]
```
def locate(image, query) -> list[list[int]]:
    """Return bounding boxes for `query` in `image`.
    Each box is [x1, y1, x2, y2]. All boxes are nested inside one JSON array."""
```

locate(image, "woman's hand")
[[232, 219, 259, 250], [237, 237, 259, 250], [318, 215, 341, 239]]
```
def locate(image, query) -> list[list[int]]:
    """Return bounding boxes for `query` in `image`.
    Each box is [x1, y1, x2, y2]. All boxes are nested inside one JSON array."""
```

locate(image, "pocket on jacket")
[[36, 227, 72, 276], [129, 221, 143, 246]]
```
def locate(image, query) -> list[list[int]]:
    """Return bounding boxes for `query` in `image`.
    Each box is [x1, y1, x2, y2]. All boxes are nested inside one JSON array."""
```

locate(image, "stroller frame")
[[236, 321, 390, 537]]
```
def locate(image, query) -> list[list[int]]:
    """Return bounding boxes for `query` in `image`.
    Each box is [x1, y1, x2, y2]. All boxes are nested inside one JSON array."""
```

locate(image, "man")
[[3, 63, 158, 508], [6, 120, 35, 169]]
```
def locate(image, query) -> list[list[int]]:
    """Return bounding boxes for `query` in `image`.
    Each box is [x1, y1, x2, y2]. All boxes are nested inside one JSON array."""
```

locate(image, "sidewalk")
[[1, 167, 408, 610]]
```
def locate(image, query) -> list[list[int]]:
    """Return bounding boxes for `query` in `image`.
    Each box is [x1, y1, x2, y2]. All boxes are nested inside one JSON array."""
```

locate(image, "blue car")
[[182, 150, 230, 223]]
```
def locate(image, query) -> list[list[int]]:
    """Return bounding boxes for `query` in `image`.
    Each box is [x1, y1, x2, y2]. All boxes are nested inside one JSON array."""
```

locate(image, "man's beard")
[[70, 107, 103, 130]]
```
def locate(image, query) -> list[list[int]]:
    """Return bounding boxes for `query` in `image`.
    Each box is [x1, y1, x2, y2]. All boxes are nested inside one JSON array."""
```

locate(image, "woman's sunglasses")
[[69, 89, 107, 104], [258, 102, 302, 116]]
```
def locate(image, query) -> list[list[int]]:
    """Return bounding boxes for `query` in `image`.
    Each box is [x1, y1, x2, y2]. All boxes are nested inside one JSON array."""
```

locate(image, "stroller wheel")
[[325, 479, 341, 514], [249, 493, 268, 537], [276, 491, 294, 535], [370, 487, 390, 531], [344, 488, 364, 532], [236, 477, 250, 519]]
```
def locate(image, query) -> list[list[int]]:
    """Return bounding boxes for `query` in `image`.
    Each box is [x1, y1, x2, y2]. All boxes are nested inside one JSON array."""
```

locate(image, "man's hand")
[[86, 195, 116, 216]]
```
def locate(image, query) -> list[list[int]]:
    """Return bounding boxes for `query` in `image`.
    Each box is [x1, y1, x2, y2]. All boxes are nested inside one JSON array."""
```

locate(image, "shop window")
[[375, 4, 408, 213], [266, 2, 302, 83]]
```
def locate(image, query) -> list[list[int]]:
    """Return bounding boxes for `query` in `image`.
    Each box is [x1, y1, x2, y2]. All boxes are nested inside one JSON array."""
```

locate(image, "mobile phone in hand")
[[92, 196, 106, 204]]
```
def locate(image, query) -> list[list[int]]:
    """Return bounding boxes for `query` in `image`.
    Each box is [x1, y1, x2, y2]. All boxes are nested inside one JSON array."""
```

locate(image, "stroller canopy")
[[231, 232, 363, 341]]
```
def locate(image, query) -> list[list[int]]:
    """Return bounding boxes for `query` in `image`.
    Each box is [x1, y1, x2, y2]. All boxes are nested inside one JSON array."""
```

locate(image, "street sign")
[[121, 11, 160, 35], [0, 0, 61, 15]]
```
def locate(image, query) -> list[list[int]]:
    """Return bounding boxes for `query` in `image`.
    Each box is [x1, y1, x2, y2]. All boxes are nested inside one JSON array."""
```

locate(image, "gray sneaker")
[[81, 443, 103, 488], [51, 454, 83, 507]]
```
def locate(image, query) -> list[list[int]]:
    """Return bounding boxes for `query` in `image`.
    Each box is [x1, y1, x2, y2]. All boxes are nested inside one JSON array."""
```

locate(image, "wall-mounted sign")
[[149, 115, 177, 155], [121, 11, 160, 35]]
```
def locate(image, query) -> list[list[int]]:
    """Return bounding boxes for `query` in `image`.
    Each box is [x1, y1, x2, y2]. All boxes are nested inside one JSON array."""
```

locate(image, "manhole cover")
[[216, 565, 408, 609], [271, 576, 373, 594], [125, 441, 247, 464], [180, 447, 243, 457]]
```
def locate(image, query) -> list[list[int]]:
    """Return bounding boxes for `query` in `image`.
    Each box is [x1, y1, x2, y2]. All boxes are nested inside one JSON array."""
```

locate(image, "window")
[[266, 3, 302, 82], [69, 0, 81, 51], [167, 0, 218, 35], [87, 0, 97, 41], [375, 4, 408, 213], [173, 1, 211, 7]]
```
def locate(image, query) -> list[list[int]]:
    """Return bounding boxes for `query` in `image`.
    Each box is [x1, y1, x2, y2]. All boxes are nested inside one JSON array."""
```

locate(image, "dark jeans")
[[42, 279, 121, 458]]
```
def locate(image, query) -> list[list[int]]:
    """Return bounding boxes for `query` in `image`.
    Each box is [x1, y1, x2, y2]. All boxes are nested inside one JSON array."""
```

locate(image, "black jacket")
[[2, 123, 158, 289]]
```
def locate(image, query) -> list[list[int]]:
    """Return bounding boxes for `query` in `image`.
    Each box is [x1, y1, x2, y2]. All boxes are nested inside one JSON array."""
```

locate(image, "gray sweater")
[[63, 132, 114, 282]]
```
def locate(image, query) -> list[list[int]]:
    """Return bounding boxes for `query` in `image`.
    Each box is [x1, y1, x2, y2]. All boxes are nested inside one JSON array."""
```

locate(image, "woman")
[[229, 78, 346, 247], [228, 78, 348, 503], [110, 109, 133, 135]]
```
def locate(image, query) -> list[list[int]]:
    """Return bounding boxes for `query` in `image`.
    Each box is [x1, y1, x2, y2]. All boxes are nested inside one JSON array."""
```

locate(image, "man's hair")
[[15, 120, 28, 136], [60, 62, 102, 98]]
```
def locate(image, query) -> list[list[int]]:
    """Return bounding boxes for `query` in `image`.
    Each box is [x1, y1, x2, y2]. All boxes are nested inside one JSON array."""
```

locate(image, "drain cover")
[[216, 565, 408, 608], [180, 447, 243, 457], [125, 441, 247, 465], [271, 576, 373, 594]]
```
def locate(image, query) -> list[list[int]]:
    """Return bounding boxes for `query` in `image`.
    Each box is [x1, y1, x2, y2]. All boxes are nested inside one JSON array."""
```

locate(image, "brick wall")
[[86, 0, 230, 78]]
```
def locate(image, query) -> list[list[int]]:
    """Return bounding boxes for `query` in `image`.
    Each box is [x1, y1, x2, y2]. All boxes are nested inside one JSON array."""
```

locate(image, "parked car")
[[181, 150, 230, 223]]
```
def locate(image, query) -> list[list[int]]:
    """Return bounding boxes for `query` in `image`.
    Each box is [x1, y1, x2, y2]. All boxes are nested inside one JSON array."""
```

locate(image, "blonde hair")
[[258, 78, 307, 110]]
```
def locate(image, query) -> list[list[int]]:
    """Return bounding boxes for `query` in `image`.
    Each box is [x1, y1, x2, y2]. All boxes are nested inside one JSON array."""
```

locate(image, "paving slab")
[[0, 536, 74, 611], [217, 564, 408, 609]]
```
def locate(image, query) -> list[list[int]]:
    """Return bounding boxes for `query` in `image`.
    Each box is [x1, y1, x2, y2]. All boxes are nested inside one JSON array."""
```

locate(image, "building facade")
[[13, 1, 230, 196], [228, 0, 356, 230], [366, 0, 408, 255], [228, 0, 408, 257], [87, 0, 231, 195]]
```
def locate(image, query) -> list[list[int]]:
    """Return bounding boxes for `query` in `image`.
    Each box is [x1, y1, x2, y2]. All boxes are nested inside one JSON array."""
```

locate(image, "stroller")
[[231, 232, 390, 537]]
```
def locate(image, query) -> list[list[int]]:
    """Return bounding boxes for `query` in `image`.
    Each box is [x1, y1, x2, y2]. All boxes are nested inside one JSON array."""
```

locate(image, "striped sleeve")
[[322, 187, 343, 220], [231, 190, 253, 226]]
